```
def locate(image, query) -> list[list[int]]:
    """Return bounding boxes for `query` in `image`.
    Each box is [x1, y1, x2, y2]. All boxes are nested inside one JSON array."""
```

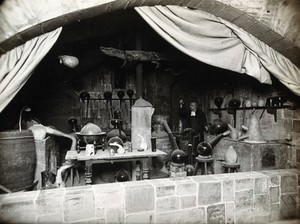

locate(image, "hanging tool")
[[228, 98, 241, 128], [79, 91, 90, 118], [68, 117, 78, 132], [117, 90, 125, 110], [214, 97, 223, 118], [126, 89, 134, 122], [97, 93, 102, 119], [126, 89, 134, 108], [265, 97, 277, 122], [103, 91, 113, 127]]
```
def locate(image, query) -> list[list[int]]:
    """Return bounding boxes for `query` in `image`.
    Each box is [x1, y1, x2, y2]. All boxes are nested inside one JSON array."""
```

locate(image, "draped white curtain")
[[136, 6, 300, 96], [0, 28, 62, 113]]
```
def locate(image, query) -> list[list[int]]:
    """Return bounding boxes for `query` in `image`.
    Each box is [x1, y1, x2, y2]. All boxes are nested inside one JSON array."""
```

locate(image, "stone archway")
[[0, 0, 299, 67]]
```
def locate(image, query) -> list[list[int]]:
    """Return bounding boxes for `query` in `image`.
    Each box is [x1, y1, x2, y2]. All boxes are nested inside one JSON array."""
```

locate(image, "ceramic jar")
[[244, 98, 252, 107], [257, 96, 265, 107], [225, 146, 238, 164]]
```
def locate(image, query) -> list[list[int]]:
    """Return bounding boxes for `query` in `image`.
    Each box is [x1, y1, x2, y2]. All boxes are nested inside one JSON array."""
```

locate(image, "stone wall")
[[1, 169, 299, 223]]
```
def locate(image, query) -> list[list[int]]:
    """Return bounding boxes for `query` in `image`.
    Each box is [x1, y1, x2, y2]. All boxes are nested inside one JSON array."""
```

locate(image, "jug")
[[131, 98, 155, 151]]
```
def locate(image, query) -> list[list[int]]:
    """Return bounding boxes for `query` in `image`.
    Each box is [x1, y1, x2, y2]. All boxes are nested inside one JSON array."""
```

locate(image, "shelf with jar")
[[210, 95, 295, 126]]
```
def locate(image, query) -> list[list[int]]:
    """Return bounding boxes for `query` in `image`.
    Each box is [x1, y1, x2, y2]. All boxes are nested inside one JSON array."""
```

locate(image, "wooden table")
[[65, 149, 167, 184]]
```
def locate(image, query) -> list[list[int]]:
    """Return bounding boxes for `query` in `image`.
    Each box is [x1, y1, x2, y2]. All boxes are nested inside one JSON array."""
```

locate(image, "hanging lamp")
[[58, 55, 79, 68]]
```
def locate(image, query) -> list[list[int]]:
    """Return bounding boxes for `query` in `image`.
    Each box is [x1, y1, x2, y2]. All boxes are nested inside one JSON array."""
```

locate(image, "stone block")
[[259, 171, 279, 186], [94, 193, 105, 219], [254, 215, 269, 223], [288, 169, 300, 186], [293, 120, 300, 133], [156, 196, 180, 213], [225, 203, 235, 224], [254, 194, 270, 217], [235, 189, 254, 223], [36, 188, 65, 215], [217, 6, 243, 22], [191, 175, 219, 182], [270, 203, 280, 222], [0, 199, 37, 223], [281, 174, 297, 193], [283, 108, 295, 119], [173, 178, 197, 196], [254, 177, 269, 194], [299, 186, 300, 206], [198, 181, 221, 205], [180, 195, 196, 209], [126, 212, 154, 224], [270, 186, 280, 203], [294, 108, 300, 119], [270, 176, 280, 186], [93, 183, 124, 219], [235, 178, 254, 191], [63, 189, 95, 222], [222, 180, 234, 202], [151, 178, 175, 197], [125, 184, 154, 214], [104, 190, 125, 224], [293, 133, 300, 148], [280, 194, 297, 219], [235, 208, 254, 224], [68, 218, 106, 224], [105, 207, 124, 224], [199, 0, 227, 15], [233, 14, 257, 29], [156, 207, 205, 224], [207, 204, 225, 224], [37, 213, 63, 223]]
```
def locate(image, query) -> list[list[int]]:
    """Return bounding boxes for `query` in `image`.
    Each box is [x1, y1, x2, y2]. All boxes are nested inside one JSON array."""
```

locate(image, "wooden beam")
[[99, 46, 172, 63]]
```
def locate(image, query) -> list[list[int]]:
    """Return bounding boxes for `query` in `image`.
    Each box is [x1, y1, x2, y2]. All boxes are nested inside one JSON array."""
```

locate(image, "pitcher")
[[131, 98, 154, 151]]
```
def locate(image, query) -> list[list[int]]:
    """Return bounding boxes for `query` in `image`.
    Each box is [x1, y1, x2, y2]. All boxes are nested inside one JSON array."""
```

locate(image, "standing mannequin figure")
[[187, 102, 207, 144]]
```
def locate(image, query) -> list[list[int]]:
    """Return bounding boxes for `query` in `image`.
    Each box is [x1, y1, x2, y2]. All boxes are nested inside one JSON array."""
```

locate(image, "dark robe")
[[187, 109, 207, 142]]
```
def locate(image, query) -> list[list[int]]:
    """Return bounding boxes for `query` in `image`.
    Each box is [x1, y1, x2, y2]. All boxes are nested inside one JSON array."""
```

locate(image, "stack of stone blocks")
[[0, 169, 299, 223]]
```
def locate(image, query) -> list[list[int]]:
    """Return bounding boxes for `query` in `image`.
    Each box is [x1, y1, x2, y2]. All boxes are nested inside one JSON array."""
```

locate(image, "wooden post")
[[136, 33, 143, 98]]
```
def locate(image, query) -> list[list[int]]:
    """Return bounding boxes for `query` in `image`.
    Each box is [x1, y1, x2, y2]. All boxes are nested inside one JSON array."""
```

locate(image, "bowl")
[[107, 136, 124, 152], [76, 123, 106, 144]]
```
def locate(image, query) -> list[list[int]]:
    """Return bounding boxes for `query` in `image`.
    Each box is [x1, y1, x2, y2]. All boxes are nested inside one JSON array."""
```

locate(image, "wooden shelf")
[[209, 105, 293, 111]]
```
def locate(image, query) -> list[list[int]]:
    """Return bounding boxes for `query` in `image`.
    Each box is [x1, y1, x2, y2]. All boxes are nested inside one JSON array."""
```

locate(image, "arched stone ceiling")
[[0, 0, 299, 67]]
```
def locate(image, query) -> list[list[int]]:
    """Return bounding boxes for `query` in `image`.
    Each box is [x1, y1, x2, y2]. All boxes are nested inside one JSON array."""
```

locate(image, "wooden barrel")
[[0, 130, 36, 192]]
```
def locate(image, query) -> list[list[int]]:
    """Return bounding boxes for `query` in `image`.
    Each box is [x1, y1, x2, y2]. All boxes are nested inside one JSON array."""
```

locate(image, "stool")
[[222, 162, 240, 173], [193, 156, 214, 175]]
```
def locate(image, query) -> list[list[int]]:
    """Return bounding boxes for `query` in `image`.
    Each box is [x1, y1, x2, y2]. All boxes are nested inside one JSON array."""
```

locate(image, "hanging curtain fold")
[[135, 6, 300, 96], [0, 27, 62, 113]]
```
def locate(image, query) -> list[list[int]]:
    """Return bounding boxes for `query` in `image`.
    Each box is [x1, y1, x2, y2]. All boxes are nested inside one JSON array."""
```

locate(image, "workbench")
[[65, 149, 167, 184]]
